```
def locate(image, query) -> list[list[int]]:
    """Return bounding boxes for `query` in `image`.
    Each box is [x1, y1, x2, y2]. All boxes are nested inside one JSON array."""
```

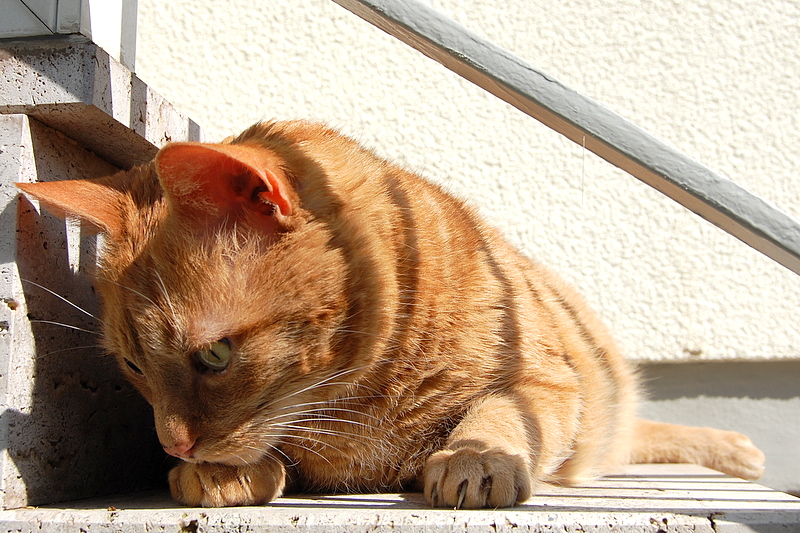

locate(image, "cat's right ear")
[[16, 179, 125, 239]]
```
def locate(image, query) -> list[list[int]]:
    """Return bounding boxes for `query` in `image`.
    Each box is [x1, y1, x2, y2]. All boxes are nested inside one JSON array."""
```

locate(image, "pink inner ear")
[[155, 143, 292, 221]]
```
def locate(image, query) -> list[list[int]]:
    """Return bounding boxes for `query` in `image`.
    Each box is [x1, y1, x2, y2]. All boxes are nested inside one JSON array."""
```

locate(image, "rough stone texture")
[[1, 465, 800, 532], [0, 114, 167, 509], [0, 35, 202, 169], [133, 0, 800, 363]]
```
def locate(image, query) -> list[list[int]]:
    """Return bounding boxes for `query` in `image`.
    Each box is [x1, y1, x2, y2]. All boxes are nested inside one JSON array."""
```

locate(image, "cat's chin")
[[191, 446, 266, 467]]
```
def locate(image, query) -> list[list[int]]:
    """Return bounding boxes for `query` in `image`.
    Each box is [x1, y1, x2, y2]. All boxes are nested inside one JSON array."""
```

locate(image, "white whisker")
[[29, 320, 99, 335], [271, 424, 371, 443], [271, 422, 386, 445], [270, 435, 337, 466], [21, 279, 99, 320], [35, 344, 104, 359], [262, 445, 298, 467], [258, 366, 367, 412], [153, 270, 177, 322], [259, 392, 382, 419], [292, 405, 383, 423], [293, 416, 377, 431]]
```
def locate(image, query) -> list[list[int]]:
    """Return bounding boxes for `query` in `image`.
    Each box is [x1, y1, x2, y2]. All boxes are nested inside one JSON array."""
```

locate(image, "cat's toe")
[[169, 462, 205, 506], [423, 447, 532, 509], [169, 461, 285, 507]]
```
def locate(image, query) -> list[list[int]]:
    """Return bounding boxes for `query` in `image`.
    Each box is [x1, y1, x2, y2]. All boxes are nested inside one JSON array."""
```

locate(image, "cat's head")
[[17, 121, 362, 466]]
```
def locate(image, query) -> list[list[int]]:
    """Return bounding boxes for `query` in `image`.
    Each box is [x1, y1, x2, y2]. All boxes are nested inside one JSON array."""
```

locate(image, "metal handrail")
[[332, 0, 800, 276]]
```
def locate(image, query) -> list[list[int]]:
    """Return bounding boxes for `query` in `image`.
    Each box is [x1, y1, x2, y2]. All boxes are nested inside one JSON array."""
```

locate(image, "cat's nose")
[[155, 411, 199, 459], [163, 438, 197, 459]]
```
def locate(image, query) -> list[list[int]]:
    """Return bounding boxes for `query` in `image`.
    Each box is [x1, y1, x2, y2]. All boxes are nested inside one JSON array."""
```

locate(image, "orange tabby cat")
[[17, 120, 765, 508]]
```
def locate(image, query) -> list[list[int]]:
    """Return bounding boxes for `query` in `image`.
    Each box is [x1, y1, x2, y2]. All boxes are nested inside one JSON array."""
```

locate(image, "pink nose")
[[163, 438, 197, 459]]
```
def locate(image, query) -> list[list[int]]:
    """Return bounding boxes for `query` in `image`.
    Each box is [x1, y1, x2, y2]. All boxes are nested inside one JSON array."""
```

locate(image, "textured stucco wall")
[[133, 0, 800, 362]]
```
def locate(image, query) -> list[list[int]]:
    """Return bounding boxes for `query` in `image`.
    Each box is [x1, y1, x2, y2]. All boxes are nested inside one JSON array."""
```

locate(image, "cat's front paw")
[[169, 460, 286, 507], [423, 447, 532, 509]]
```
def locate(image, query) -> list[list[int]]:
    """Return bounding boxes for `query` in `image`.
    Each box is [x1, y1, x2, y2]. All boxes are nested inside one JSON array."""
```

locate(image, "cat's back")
[[237, 119, 633, 386]]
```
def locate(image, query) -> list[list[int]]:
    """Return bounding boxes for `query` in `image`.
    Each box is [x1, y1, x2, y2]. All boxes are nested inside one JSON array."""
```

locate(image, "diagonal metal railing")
[[332, 0, 800, 276]]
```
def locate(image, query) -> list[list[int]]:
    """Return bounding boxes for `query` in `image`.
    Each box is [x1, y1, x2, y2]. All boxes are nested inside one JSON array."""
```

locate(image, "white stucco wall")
[[133, 0, 800, 363]]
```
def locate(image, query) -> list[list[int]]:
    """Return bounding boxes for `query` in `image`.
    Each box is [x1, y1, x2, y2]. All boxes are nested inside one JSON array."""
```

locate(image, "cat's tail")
[[629, 418, 765, 480]]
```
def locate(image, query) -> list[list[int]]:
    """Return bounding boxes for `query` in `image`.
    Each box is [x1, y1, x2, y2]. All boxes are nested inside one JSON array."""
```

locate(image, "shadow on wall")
[[639, 360, 800, 496], [641, 361, 800, 401], [1, 120, 168, 508]]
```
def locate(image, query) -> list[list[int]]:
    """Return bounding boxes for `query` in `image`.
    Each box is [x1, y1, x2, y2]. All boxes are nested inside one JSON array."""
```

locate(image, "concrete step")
[[2, 464, 800, 532]]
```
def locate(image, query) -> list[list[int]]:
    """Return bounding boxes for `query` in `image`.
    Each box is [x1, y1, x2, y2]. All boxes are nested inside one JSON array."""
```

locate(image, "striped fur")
[[17, 120, 764, 508]]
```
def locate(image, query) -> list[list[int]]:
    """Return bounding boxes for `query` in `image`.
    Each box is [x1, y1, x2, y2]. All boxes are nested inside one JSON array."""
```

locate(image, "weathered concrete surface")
[[2, 465, 799, 532], [0, 114, 166, 509], [0, 35, 201, 169]]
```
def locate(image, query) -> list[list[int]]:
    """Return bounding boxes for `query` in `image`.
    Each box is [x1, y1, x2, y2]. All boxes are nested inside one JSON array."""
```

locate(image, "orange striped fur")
[[17, 120, 764, 508]]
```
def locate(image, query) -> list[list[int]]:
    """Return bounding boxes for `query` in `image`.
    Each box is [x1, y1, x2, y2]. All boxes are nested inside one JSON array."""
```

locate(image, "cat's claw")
[[423, 447, 531, 509], [456, 480, 467, 510]]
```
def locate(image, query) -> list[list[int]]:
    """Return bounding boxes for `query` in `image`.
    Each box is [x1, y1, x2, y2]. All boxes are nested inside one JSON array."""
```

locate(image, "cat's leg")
[[169, 454, 287, 507], [422, 394, 541, 509], [630, 419, 765, 480]]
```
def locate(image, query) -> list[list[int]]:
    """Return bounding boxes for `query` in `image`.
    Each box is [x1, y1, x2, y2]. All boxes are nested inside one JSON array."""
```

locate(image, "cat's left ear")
[[155, 142, 297, 231]]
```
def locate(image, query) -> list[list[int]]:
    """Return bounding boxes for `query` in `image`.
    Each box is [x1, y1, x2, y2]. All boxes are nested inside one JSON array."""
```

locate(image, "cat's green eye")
[[194, 338, 232, 372]]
